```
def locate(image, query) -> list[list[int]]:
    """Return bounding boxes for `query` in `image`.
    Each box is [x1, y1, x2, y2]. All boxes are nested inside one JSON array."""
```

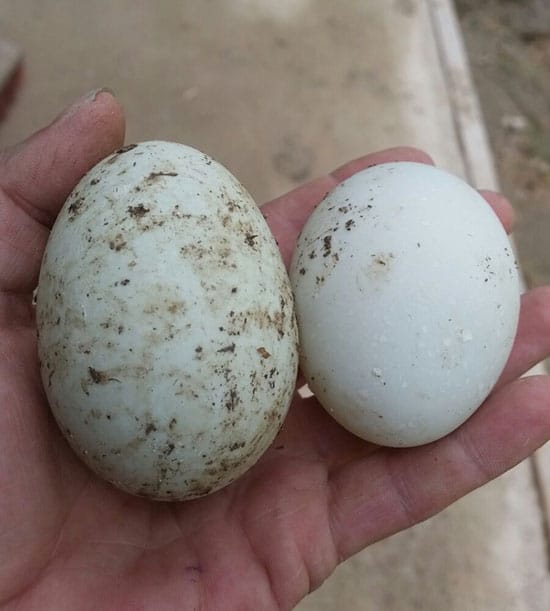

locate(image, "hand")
[[1, 92, 549, 611]]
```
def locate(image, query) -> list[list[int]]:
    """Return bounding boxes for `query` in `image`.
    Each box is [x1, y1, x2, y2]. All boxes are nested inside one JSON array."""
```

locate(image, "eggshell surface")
[[290, 162, 520, 447], [36, 141, 298, 500]]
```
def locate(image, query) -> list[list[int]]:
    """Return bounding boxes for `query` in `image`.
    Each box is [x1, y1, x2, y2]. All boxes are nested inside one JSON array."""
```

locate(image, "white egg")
[[37, 141, 298, 500], [290, 162, 520, 447]]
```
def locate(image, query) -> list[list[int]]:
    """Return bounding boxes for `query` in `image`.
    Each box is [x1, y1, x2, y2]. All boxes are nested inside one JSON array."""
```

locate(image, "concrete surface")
[[0, 0, 548, 609]]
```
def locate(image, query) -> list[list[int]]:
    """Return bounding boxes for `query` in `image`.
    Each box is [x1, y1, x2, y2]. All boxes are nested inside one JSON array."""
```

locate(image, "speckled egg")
[[290, 162, 520, 447], [36, 141, 298, 500]]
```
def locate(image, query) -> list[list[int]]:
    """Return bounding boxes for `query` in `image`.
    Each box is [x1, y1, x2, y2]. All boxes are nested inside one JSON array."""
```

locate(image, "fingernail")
[[54, 87, 116, 122], [83, 87, 116, 102]]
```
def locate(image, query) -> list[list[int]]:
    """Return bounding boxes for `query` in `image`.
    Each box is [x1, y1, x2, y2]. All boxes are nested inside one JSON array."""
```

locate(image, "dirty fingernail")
[[83, 87, 116, 102], [55, 87, 116, 122]]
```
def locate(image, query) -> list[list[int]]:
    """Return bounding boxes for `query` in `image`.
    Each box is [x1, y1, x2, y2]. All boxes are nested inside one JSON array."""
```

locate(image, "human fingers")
[[479, 189, 515, 234], [327, 374, 550, 561], [0, 91, 125, 293], [495, 286, 550, 387], [0, 89, 125, 227]]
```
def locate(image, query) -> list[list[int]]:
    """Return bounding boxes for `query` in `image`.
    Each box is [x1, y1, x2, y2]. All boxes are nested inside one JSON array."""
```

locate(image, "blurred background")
[[0, 0, 549, 609]]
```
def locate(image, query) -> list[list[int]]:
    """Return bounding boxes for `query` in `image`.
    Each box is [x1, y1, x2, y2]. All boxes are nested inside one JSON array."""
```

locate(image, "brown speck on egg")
[[148, 171, 178, 180], [109, 233, 127, 251], [127, 204, 150, 218], [145, 422, 157, 435], [114, 144, 138, 155], [217, 343, 236, 353], [88, 367, 109, 384], [68, 198, 85, 219]]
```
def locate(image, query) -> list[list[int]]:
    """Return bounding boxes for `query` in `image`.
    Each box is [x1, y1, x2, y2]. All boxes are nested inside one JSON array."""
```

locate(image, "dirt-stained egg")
[[290, 162, 520, 447], [36, 141, 298, 500]]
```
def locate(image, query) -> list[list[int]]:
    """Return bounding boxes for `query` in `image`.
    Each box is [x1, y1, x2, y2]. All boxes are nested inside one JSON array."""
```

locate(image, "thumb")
[[0, 89, 125, 226]]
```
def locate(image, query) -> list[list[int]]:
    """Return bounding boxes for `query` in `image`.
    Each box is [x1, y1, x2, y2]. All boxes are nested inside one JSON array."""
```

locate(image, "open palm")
[[1, 92, 549, 611]]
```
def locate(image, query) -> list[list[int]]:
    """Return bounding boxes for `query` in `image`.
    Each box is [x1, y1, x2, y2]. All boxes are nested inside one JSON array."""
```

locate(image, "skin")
[[0, 91, 549, 611]]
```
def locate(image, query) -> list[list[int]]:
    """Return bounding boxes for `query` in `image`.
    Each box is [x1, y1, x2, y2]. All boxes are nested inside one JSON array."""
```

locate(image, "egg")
[[290, 162, 520, 447], [36, 141, 298, 500]]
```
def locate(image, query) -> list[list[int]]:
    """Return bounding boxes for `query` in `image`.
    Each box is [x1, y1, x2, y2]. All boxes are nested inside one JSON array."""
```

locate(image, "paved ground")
[[457, 0, 550, 290], [0, 1, 548, 609]]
